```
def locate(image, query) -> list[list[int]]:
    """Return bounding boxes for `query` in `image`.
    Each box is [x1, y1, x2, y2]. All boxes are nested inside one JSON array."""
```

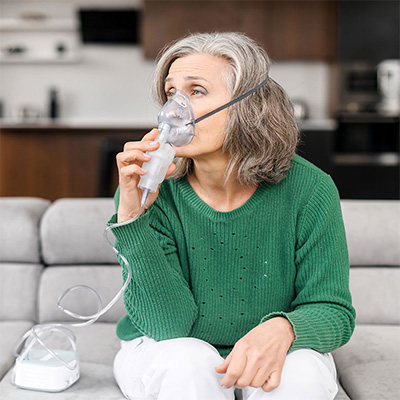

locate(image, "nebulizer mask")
[[138, 90, 195, 205], [12, 78, 269, 393]]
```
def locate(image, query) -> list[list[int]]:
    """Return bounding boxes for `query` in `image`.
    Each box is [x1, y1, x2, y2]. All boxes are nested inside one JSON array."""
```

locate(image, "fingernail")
[[149, 141, 157, 146], [143, 153, 151, 159], [222, 385, 229, 389]]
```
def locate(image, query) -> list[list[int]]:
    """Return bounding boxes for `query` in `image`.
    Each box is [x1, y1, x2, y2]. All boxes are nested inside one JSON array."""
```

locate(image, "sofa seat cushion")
[[339, 361, 400, 400], [71, 323, 121, 365], [333, 324, 400, 374], [0, 362, 124, 399], [0, 263, 43, 321], [0, 321, 34, 379], [333, 324, 400, 399], [334, 384, 351, 400]]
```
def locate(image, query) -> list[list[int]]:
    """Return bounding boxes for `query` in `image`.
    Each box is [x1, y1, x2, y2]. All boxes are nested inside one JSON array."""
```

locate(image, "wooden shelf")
[[0, 54, 82, 64], [0, 18, 78, 32]]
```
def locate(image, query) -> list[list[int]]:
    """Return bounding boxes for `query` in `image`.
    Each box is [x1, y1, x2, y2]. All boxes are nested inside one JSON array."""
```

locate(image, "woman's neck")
[[187, 156, 258, 212]]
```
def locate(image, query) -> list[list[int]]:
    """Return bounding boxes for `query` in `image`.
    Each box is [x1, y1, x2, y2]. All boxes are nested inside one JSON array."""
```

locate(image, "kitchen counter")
[[0, 118, 337, 131], [0, 118, 156, 130], [296, 118, 337, 131]]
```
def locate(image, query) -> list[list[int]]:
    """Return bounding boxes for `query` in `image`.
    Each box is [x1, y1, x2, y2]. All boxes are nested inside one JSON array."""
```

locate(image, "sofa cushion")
[[333, 325, 400, 375], [71, 323, 121, 365], [0, 362, 124, 399], [341, 200, 400, 266], [0, 263, 43, 321], [0, 198, 50, 263], [350, 267, 400, 324], [334, 384, 351, 400], [41, 198, 117, 265], [334, 324, 400, 399], [0, 321, 34, 379], [38, 266, 125, 324], [339, 361, 400, 400]]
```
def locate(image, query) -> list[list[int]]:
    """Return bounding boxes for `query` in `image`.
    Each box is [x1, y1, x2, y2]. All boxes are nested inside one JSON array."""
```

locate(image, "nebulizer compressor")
[[11, 90, 196, 393]]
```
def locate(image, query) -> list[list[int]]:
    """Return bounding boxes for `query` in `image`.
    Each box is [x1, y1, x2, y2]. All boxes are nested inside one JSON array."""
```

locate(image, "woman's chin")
[[174, 145, 194, 158]]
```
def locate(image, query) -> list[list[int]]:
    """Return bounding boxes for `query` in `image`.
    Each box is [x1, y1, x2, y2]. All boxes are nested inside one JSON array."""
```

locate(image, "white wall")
[[0, 0, 331, 124]]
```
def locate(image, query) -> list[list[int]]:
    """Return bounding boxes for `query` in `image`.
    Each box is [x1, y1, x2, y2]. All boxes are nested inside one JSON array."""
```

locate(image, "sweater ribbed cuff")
[[260, 311, 311, 353], [107, 212, 153, 247]]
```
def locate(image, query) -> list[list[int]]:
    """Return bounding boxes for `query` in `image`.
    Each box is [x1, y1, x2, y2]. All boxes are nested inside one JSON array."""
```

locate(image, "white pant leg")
[[113, 336, 235, 400], [242, 349, 338, 400]]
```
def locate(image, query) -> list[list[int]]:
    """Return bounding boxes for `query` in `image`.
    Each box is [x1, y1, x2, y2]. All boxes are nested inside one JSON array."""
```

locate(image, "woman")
[[109, 32, 355, 400]]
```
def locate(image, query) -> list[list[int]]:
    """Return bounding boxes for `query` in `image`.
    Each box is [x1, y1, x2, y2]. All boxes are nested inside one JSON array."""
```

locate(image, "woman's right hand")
[[116, 128, 176, 222]]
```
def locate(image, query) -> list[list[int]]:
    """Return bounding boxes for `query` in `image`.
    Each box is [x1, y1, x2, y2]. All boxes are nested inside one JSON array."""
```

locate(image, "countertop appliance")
[[377, 59, 400, 116], [337, 62, 379, 114]]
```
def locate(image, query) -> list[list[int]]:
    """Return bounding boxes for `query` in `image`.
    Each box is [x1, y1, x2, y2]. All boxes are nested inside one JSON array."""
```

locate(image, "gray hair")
[[152, 32, 299, 185]]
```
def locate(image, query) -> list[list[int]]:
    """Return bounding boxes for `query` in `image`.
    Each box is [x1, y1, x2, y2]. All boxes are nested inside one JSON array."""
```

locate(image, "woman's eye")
[[191, 88, 206, 96], [165, 88, 175, 97]]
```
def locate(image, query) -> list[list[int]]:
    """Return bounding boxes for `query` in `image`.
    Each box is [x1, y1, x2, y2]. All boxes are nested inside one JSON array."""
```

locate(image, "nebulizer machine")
[[11, 77, 270, 392]]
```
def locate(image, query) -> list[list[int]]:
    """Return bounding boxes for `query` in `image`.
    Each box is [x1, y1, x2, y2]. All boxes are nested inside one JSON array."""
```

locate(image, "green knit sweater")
[[108, 155, 355, 356]]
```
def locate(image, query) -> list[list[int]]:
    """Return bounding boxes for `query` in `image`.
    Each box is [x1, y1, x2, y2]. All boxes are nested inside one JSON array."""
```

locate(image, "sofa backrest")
[[341, 200, 400, 325], [40, 198, 117, 265], [2, 197, 399, 327], [0, 197, 50, 322], [0, 197, 50, 264], [38, 198, 125, 324]]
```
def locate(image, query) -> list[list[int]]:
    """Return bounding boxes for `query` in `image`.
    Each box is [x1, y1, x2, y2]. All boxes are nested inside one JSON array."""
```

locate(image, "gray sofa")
[[0, 197, 399, 399]]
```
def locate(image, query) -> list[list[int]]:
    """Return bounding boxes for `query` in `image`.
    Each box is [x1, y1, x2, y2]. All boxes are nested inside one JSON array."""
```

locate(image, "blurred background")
[[0, 0, 399, 201]]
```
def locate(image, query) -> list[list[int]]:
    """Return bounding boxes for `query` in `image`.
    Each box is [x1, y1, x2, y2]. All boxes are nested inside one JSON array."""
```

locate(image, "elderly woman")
[[109, 32, 355, 400]]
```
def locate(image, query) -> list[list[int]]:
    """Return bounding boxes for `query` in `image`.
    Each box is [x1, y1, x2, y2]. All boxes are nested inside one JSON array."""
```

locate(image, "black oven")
[[331, 112, 399, 199], [334, 113, 399, 166]]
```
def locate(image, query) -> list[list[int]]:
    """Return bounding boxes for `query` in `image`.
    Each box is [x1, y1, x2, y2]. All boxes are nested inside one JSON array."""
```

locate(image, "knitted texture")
[[108, 155, 355, 356]]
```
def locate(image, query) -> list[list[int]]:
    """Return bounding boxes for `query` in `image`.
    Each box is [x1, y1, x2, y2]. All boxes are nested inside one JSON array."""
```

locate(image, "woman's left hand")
[[215, 317, 295, 392]]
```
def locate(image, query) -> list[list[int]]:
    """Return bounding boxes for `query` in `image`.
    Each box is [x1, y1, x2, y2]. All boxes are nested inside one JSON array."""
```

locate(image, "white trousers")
[[113, 336, 338, 400]]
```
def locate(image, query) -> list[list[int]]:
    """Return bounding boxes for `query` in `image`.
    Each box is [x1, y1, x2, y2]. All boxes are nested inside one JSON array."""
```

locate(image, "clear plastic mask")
[[158, 90, 195, 147]]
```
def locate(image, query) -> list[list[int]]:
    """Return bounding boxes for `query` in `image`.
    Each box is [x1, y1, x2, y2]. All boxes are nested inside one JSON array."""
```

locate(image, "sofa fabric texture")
[[0, 197, 399, 399]]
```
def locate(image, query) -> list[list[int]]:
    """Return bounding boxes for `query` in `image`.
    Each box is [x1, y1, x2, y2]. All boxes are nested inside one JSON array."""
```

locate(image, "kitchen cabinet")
[[338, 0, 400, 62], [142, 0, 337, 61], [297, 118, 400, 200], [0, 125, 148, 201], [297, 128, 336, 176]]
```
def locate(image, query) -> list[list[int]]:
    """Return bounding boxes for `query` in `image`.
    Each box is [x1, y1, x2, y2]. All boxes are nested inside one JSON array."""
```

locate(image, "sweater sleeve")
[[260, 175, 356, 353], [107, 187, 198, 341]]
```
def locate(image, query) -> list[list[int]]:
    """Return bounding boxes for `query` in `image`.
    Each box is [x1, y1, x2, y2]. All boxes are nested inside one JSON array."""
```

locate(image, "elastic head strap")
[[194, 75, 270, 124]]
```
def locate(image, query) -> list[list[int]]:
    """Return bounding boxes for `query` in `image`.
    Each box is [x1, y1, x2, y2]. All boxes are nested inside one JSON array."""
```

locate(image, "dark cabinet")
[[338, 0, 400, 62], [298, 120, 400, 200], [297, 129, 335, 176], [142, 1, 337, 61]]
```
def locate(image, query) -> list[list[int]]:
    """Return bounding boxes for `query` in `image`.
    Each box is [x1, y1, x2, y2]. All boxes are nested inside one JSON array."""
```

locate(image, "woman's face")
[[164, 53, 232, 160]]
